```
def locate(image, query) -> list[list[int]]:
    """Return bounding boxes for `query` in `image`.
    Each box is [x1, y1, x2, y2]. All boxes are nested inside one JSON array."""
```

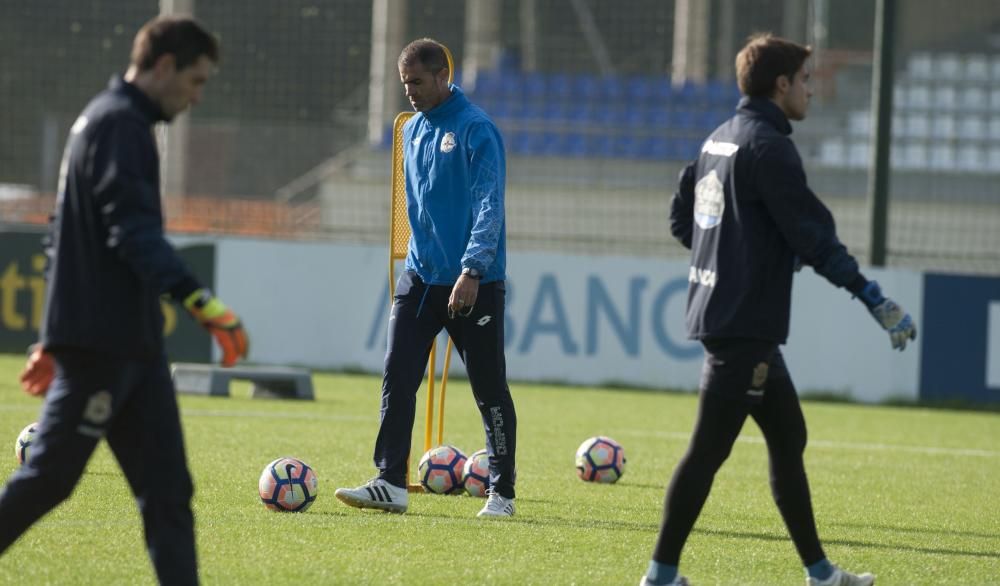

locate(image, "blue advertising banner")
[[920, 273, 1000, 404]]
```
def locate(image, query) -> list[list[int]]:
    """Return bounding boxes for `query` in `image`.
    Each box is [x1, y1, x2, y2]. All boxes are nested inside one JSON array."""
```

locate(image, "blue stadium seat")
[[547, 73, 573, 101], [522, 72, 547, 100], [473, 70, 503, 97], [573, 74, 602, 102], [626, 76, 654, 102], [649, 108, 672, 129], [647, 136, 671, 160], [673, 81, 702, 105], [521, 101, 547, 121], [672, 137, 703, 160], [600, 75, 625, 101], [706, 79, 739, 107], [652, 79, 673, 102], [624, 107, 650, 128], [585, 134, 614, 158], [592, 108, 628, 127], [543, 101, 570, 122], [612, 135, 645, 159], [672, 108, 697, 130], [507, 131, 532, 155], [499, 71, 525, 100], [558, 132, 589, 158]]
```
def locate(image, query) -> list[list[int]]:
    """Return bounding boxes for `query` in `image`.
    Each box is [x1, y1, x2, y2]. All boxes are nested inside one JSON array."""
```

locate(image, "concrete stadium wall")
[[4, 230, 994, 403], [199, 237, 940, 403]]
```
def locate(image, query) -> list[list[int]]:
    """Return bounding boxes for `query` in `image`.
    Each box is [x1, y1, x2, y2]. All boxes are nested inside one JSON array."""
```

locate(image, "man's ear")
[[152, 53, 177, 78], [772, 74, 790, 98], [437, 67, 450, 86]]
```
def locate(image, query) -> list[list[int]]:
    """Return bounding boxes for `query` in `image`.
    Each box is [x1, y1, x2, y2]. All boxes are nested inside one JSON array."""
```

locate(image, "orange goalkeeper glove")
[[20, 345, 55, 397], [184, 289, 249, 367]]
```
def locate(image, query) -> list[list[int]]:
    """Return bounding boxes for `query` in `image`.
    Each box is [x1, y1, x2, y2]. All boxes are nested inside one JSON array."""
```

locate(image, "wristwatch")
[[462, 267, 483, 280]]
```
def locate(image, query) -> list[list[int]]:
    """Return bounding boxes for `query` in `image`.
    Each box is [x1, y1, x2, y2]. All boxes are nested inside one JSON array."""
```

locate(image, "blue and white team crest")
[[440, 131, 456, 153], [694, 169, 725, 230]]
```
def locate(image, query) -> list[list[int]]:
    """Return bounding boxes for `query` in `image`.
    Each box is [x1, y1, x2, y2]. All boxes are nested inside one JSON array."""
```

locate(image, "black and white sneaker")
[[335, 478, 408, 513]]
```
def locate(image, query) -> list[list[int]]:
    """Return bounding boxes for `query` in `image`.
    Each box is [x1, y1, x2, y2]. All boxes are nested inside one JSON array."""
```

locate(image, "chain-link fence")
[[2, 0, 999, 273]]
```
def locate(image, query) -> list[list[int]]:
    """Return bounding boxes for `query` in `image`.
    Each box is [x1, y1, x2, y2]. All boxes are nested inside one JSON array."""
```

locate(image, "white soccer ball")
[[258, 457, 319, 512], [575, 436, 626, 483], [14, 422, 38, 465]]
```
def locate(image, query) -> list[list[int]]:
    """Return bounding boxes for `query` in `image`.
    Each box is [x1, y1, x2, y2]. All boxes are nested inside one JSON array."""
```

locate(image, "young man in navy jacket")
[[1, 16, 247, 585], [642, 34, 915, 586]]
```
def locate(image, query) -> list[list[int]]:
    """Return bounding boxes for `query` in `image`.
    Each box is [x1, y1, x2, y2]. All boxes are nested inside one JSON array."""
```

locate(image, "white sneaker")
[[334, 478, 408, 513], [639, 576, 688, 586], [807, 566, 875, 586], [476, 488, 515, 518]]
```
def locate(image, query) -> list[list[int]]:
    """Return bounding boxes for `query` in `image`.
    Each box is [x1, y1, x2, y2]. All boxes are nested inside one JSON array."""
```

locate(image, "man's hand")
[[448, 275, 480, 318], [184, 289, 249, 366], [859, 281, 917, 351], [20, 345, 55, 397]]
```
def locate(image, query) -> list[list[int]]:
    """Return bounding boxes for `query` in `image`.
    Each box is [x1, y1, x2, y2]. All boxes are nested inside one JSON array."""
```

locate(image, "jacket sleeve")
[[90, 118, 202, 301], [461, 122, 505, 273], [669, 162, 697, 249], [754, 138, 862, 288]]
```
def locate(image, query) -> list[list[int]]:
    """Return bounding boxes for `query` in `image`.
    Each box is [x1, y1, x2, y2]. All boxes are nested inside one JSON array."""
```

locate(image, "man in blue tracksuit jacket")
[[641, 35, 917, 586], [0, 17, 247, 585], [336, 38, 517, 518]]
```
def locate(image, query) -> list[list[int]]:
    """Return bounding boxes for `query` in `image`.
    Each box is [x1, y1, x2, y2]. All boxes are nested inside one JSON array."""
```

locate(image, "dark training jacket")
[[670, 96, 866, 343], [40, 77, 201, 358]]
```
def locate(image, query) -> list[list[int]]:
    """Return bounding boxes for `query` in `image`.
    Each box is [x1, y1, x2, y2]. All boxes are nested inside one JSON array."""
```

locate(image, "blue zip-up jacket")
[[402, 85, 507, 284], [670, 96, 866, 343], [40, 76, 202, 358]]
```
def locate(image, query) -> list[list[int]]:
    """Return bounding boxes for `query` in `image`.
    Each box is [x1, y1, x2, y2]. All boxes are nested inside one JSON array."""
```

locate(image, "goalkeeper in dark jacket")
[[641, 34, 915, 586], [0, 16, 247, 585]]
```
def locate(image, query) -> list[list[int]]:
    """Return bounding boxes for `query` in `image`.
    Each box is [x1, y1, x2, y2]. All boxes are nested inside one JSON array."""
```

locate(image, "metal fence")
[[2, 0, 999, 274]]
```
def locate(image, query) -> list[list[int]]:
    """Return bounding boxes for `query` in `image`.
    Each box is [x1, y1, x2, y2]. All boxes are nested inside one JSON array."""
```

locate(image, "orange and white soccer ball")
[[258, 457, 319, 512], [418, 445, 466, 495], [462, 448, 492, 497], [575, 436, 626, 483]]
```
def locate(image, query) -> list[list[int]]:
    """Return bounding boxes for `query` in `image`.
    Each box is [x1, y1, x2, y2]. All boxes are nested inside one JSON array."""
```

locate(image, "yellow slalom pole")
[[425, 343, 436, 453]]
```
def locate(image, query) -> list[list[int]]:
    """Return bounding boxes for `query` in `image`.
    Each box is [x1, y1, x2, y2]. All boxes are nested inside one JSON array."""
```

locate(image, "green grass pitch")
[[0, 353, 997, 585]]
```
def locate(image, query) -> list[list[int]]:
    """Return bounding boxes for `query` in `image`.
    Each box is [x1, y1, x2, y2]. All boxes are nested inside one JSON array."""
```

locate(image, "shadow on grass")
[[830, 520, 1000, 540], [693, 526, 1000, 560], [314, 508, 1000, 561]]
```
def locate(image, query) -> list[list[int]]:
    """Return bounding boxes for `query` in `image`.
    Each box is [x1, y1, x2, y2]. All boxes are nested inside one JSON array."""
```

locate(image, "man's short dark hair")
[[131, 15, 219, 72], [398, 38, 448, 74], [735, 33, 812, 98]]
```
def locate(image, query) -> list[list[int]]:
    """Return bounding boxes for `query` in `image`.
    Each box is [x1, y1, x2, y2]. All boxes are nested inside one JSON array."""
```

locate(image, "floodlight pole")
[[159, 0, 195, 209], [866, 0, 896, 267]]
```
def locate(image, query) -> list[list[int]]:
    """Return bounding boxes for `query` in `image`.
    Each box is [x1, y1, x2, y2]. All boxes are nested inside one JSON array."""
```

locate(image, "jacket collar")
[[422, 84, 467, 123], [737, 96, 792, 136], [109, 76, 169, 123]]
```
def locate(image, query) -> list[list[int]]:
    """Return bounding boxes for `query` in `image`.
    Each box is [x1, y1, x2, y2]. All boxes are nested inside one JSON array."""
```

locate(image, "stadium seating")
[[831, 51, 1000, 174], [382, 65, 741, 162]]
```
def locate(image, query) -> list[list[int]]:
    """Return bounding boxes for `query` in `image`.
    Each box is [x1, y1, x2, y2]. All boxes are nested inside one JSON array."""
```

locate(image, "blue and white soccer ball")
[[418, 445, 466, 495], [575, 436, 626, 483], [258, 457, 319, 512], [462, 448, 492, 498], [14, 422, 38, 465]]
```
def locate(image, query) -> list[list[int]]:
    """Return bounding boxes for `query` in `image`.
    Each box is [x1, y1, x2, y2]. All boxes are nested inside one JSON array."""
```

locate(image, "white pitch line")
[[618, 429, 999, 458], [181, 408, 373, 423], [0, 404, 373, 423]]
